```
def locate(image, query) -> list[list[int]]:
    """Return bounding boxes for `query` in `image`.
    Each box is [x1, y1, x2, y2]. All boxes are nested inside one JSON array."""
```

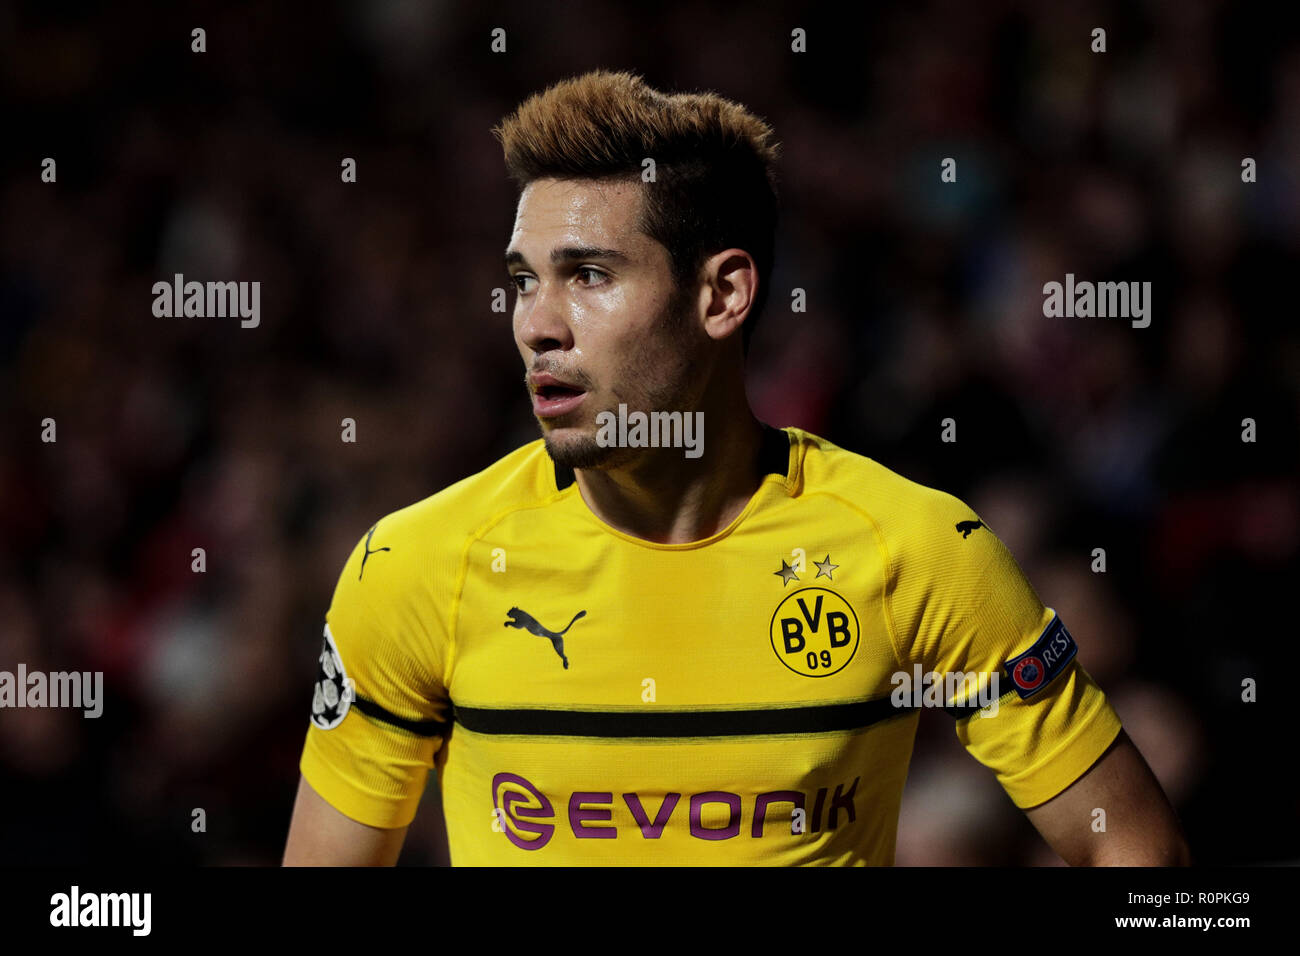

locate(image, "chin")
[[541, 426, 629, 471]]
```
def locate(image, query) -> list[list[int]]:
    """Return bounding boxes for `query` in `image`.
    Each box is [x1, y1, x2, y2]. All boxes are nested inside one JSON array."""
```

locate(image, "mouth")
[[529, 375, 588, 418]]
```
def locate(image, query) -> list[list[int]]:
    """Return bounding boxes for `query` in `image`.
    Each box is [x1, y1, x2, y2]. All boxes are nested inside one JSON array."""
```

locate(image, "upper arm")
[[884, 490, 1147, 817], [1024, 730, 1191, 866], [294, 518, 452, 834], [888, 493, 1125, 808], [283, 775, 409, 866]]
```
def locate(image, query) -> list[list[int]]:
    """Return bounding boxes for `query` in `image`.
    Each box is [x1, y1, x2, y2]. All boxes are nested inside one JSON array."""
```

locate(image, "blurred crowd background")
[[1, 0, 1296, 865]]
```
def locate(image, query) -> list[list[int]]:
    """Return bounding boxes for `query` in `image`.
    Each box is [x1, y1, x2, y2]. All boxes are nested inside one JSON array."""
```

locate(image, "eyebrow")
[[504, 245, 630, 270]]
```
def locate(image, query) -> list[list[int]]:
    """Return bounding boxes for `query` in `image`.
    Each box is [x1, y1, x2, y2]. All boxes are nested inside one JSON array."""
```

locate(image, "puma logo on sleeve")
[[359, 525, 391, 580]]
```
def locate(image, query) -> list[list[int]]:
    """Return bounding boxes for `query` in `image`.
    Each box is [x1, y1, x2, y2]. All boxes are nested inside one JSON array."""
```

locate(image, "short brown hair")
[[492, 70, 781, 352]]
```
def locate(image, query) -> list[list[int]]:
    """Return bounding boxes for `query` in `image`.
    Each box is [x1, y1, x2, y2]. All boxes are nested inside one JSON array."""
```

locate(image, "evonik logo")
[[491, 771, 859, 850]]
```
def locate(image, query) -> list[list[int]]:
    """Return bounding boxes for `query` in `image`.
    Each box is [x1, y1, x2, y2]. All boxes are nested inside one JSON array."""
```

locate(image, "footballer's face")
[[506, 177, 703, 469]]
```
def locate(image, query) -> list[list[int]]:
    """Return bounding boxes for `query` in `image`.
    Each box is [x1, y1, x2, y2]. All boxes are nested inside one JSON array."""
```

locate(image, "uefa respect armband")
[[942, 613, 1079, 719], [1004, 614, 1078, 699]]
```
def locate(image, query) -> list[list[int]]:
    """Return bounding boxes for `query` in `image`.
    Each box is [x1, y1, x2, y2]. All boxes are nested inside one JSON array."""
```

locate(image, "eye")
[[511, 274, 536, 294], [576, 266, 607, 286]]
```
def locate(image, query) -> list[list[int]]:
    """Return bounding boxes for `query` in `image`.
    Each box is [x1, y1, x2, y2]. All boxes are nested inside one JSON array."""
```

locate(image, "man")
[[283, 70, 1190, 866]]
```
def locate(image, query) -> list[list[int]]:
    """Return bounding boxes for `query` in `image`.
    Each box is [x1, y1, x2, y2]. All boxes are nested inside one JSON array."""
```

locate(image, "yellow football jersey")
[[299, 425, 1122, 865]]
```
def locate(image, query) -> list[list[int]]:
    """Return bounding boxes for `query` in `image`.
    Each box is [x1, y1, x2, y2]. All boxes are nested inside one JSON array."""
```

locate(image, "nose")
[[516, 277, 574, 355]]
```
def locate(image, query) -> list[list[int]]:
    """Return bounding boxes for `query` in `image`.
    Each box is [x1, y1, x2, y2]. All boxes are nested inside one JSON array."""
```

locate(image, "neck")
[[572, 389, 767, 545]]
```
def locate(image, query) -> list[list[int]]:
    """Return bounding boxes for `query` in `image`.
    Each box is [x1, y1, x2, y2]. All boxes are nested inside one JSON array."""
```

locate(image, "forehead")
[[509, 177, 645, 247]]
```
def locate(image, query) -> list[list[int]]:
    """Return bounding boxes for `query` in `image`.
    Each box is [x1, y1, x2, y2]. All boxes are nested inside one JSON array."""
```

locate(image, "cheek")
[[567, 293, 624, 340], [591, 287, 668, 347]]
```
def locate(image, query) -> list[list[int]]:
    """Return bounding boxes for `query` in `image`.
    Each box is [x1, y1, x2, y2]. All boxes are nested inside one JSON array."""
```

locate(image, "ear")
[[699, 249, 758, 344]]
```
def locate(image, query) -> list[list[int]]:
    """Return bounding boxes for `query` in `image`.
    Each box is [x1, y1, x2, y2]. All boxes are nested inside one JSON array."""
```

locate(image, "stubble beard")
[[540, 286, 699, 472]]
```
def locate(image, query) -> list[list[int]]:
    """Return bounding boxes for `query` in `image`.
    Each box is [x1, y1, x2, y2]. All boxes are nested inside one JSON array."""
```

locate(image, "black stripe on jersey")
[[451, 695, 908, 738], [352, 695, 448, 737], [550, 423, 791, 492], [943, 679, 1016, 720]]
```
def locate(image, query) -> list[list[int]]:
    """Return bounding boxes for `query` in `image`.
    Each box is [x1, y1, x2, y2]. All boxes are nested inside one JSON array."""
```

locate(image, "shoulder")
[[787, 427, 1030, 622], [337, 437, 560, 594], [787, 429, 1044, 657], [788, 427, 985, 558], [378, 437, 559, 536]]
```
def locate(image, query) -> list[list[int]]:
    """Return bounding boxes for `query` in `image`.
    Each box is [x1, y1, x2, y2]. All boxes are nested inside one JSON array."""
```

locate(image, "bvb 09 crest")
[[769, 588, 859, 677]]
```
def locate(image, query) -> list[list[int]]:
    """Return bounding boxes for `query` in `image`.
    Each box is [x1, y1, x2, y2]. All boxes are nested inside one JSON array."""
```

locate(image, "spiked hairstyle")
[[492, 70, 781, 352]]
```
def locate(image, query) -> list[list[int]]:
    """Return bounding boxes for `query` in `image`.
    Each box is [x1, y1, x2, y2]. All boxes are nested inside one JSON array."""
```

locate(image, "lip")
[[531, 388, 586, 418], [529, 372, 587, 418], [528, 372, 582, 390]]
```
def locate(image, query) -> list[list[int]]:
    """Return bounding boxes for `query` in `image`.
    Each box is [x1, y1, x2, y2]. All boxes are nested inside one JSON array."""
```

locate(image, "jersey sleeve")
[[886, 491, 1123, 809], [298, 521, 454, 829]]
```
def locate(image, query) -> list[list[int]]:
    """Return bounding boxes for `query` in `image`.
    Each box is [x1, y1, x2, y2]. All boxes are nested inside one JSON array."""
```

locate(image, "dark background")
[[1, 0, 1296, 865]]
